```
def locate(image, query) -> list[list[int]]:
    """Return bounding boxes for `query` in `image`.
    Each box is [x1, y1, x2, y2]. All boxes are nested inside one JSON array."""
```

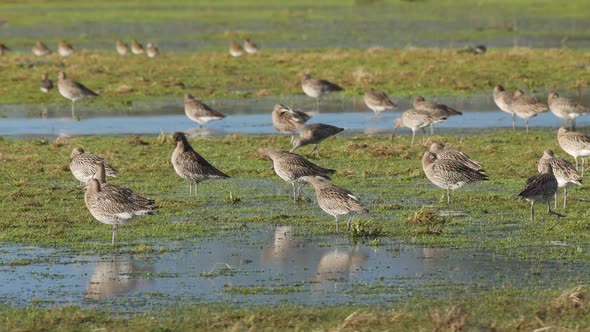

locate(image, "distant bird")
[[511, 89, 548, 133], [69, 147, 118, 184], [548, 92, 590, 128], [301, 74, 344, 111], [363, 88, 396, 115], [413, 96, 462, 134], [32, 41, 51, 56], [306, 177, 368, 231], [131, 39, 144, 55], [115, 40, 129, 55], [0, 43, 9, 56], [537, 149, 582, 209], [421, 151, 488, 204], [243, 39, 258, 54], [392, 109, 446, 145], [429, 142, 482, 171], [493, 85, 515, 130], [57, 71, 99, 117], [460, 45, 486, 54], [184, 93, 226, 128], [518, 162, 561, 222], [85, 178, 155, 245], [258, 148, 335, 203], [146, 42, 159, 58], [171, 132, 229, 195], [557, 127, 590, 177], [229, 40, 244, 57], [40, 73, 53, 94], [291, 123, 344, 158], [93, 161, 155, 209], [57, 40, 74, 57], [272, 104, 311, 144]]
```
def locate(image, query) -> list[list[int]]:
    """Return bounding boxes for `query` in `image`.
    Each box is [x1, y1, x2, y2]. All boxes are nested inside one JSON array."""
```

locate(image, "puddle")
[[2, 93, 590, 137], [0, 226, 588, 311]]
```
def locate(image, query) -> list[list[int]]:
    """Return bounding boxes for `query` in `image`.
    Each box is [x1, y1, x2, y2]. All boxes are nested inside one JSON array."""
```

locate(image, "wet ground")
[[1, 225, 588, 311]]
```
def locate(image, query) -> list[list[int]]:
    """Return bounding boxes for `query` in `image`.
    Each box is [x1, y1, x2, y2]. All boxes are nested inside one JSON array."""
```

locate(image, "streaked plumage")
[[115, 40, 129, 55], [392, 109, 446, 145], [306, 177, 368, 232], [272, 104, 311, 143], [32, 41, 51, 56], [57, 71, 98, 117], [429, 142, 482, 171], [557, 127, 590, 177], [421, 151, 488, 204], [146, 42, 159, 58], [548, 92, 590, 122], [493, 84, 515, 130], [93, 161, 155, 209], [537, 149, 582, 209], [229, 40, 244, 57], [363, 88, 396, 115], [40, 73, 53, 94], [57, 40, 74, 57], [258, 147, 335, 203], [0, 43, 9, 56], [291, 123, 344, 157], [243, 39, 258, 54], [85, 179, 155, 245], [184, 94, 226, 128], [413, 96, 462, 134], [518, 162, 561, 222], [511, 89, 548, 133], [69, 147, 118, 184], [171, 132, 229, 195], [301, 74, 343, 111], [131, 39, 144, 55]]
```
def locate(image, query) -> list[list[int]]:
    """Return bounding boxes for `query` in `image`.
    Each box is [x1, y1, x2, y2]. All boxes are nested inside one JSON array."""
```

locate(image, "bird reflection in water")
[[83, 257, 152, 300]]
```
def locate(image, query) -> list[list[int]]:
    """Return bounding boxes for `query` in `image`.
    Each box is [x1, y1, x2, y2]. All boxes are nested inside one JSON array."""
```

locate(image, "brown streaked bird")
[[243, 38, 258, 54], [511, 89, 548, 133], [537, 149, 582, 209], [93, 161, 155, 209], [32, 41, 51, 56], [258, 148, 335, 203], [518, 162, 562, 222], [557, 127, 590, 177], [421, 151, 488, 204], [69, 147, 118, 184], [272, 104, 311, 144], [392, 109, 446, 146], [57, 40, 74, 57], [85, 178, 156, 245], [291, 123, 344, 158], [171, 132, 229, 195], [363, 88, 396, 115], [40, 73, 53, 94], [229, 40, 244, 57], [306, 177, 368, 232], [493, 85, 515, 130], [184, 93, 226, 128], [548, 92, 590, 127], [429, 142, 482, 171], [0, 43, 9, 56], [301, 74, 344, 111], [131, 39, 144, 55], [146, 42, 159, 58], [57, 71, 99, 117], [115, 40, 129, 55], [413, 96, 462, 135]]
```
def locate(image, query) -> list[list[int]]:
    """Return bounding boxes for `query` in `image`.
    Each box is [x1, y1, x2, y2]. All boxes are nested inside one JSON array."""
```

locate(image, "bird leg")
[[335, 215, 339, 232], [296, 184, 304, 199], [575, 156, 579, 173], [111, 224, 118, 246], [291, 183, 297, 203], [430, 124, 434, 136], [547, 201, 565, 218], [411, 130, 416, 146], [346, 217, 351, 231], [582, 158, 586, 178], [71, 101, 76, 119], [290, 135, 295, 145], [530, 201, 535, 222], [189, 182, 192, 195], [554, 191, 557, 209], [563, 187, 568, 210], [312, 144, 320, 158], [525, 119, 529, 133], [446, 188, 451, 204], [512, 113, 516, 131], [194, 182, 199, 195]]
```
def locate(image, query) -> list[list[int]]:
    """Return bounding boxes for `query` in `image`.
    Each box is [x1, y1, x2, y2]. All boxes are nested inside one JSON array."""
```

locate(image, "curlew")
[[557, 127, 590, 177], [57, 40, 74, 57], [306, 177, 368, 232], [301, 74, 343, 111], [413, 96, 462, 135], [184, 93, 226, 128], [548, 92, 590, 129], [511, 89, 548, 133], [229, 40, 244, 57], [32, 41, 51, 56], [429, 142, 482, 171], [40, 73, 53, 94], [243, 39, 258, 54], [392, 109, 446, 145], [421, 151, 488, 204], [291, 123, 344, 158], [131, 39, 144, 55], [363, 88, 396, 115], [493, 85, 515, 130], [272, 104, 311, 144], [518, 162, 562, 222], [57, 71, 98, 118], [146, 42, 159, 58], [69, 147, 118, 184], [537, 149, 582, 209], [115, 40, 129, 55], [171, 132, 229, 195], [258, 148, 335, 203], [93, 161, 155, 209]]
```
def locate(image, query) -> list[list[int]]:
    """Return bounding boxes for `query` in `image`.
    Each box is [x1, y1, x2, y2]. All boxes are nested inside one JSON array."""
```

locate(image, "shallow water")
[[2, 94, 590, 137], [0, 226, 588, 311]]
